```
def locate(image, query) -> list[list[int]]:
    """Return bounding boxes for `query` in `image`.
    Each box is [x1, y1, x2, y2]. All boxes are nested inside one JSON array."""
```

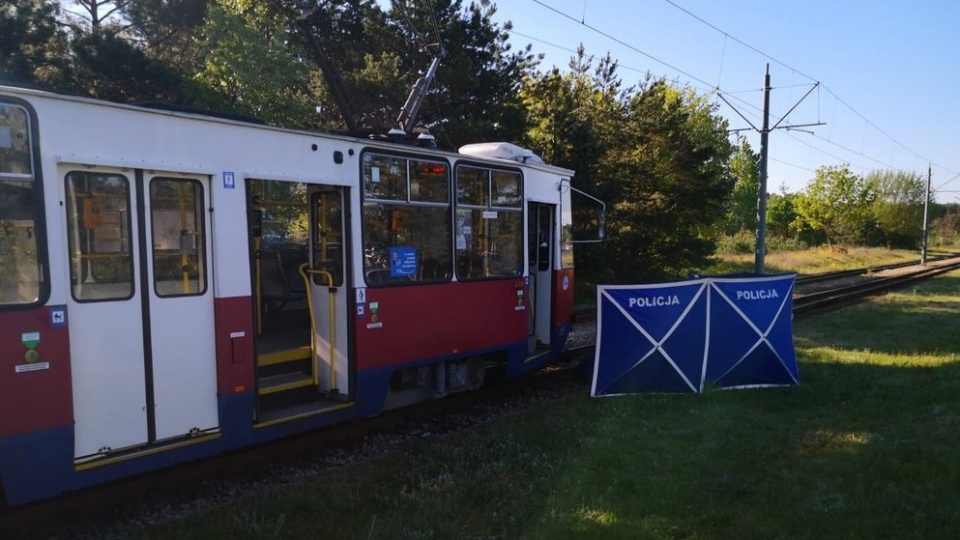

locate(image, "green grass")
[[709, 245, 940, 276], [127, 273, 960, 539]]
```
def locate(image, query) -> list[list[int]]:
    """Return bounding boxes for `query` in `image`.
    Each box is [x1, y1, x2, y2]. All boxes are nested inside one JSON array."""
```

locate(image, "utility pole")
[[921, 164, 931, 265], [756, 65, 771, 274], [718, 65, 823, 274]]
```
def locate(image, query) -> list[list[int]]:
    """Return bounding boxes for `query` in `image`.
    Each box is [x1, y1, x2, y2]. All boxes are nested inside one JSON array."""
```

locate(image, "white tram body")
[[0, 85, 577, 505]]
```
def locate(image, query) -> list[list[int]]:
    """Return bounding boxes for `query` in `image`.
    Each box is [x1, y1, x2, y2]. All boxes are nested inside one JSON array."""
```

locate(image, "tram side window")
[[311, 190, 344, 287], [362, 153, 451, 286], [0, 103, 43, 307], [151, 178, 206, 297], [0, 180, 41, 305], [65, 172, 134, 301], [455, 166, 523, 280]]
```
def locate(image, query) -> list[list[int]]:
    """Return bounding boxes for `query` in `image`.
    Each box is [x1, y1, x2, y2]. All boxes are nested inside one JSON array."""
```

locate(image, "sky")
[[486, 0, 960, 202]]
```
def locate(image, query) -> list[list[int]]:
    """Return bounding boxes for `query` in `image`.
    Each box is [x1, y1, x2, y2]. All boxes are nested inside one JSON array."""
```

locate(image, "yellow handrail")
[[298, 264, 336, 390]]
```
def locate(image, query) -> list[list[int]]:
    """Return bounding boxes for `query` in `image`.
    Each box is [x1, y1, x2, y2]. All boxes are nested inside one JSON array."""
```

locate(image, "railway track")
[[567, 255, 960, 356], [793, 256, 960, 315]]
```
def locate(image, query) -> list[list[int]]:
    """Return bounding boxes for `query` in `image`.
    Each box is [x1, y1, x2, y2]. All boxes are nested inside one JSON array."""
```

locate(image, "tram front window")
[[0, 103, 43, 307]]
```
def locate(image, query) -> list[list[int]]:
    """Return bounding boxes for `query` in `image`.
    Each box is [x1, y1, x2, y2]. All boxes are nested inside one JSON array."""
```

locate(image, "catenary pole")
[[921, 164, 931, 265], [755, 64, 771, 274]]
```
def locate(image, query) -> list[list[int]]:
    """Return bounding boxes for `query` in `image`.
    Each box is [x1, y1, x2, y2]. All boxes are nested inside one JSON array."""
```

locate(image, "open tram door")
[[304, 188, 352, 401], [527, 202, 555, 354], [249, 181, 352, 424]]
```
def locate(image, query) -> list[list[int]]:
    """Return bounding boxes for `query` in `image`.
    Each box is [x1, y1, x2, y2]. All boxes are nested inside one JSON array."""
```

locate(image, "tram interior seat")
[[260, 244, 307, 313]]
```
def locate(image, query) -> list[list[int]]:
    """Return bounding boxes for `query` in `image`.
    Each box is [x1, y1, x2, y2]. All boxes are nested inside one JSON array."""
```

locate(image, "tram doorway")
[[527, 202, 555, 354], [248, 180, 352, 422]]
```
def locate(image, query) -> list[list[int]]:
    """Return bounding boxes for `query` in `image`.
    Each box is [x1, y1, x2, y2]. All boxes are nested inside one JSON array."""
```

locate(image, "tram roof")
[[0, 83, 574, 177]]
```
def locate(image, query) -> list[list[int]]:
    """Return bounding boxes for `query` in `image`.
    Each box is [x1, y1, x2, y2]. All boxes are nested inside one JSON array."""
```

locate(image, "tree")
[[602, 80, 734, 282], [866, 169, 926, 249], [793, 165, 876, 246], [194, 2, 318, 127], [520, 48, 628, 280], [50, 0, 205, 103], [722, 136, 760, 235], [404, 0, 537, 146], [0, 0, 71, 87], [765, 188, 799, 239]]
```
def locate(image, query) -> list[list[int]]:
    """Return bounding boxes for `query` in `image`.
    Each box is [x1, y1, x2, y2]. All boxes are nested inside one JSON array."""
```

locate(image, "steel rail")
[[569, 258, 960, 356], [793, 259, 960, 315], [794, 253, 959, 285]]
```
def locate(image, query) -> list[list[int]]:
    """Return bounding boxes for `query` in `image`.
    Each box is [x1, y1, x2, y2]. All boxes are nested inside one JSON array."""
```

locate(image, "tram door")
[[527, 202, 555, 353], [308, 188, 351, 397], [66, 167, 218, 459]]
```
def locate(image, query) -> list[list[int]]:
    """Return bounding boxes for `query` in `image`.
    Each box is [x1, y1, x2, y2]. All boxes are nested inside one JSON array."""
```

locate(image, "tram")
[[0, 84, 600, 506]]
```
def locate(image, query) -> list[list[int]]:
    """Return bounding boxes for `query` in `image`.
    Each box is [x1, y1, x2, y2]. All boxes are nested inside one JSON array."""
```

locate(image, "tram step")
[[258, 345, 312, 368], [258, 372, 314, 395]]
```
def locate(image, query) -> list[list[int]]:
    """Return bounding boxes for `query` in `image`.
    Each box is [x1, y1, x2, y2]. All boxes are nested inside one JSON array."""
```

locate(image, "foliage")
[[714, 230, 755, 255], [600, 81, 733, 282], [793, 165, 876, 246], [0, 0, 71, 87], [929, 204, 960, 247], [722, 136, 760, 235], [521, 48, 626, 281], [522, 52, 734, 283], [865, 169, 926, 249], [765, 189, 799, 239], [123, 0, 208, 70], [194, 3, 318, 128], [399, 0, 538, 146]]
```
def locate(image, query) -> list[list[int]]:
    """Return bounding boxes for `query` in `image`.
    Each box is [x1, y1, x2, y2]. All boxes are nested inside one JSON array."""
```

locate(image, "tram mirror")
[[566, 184, 606, 244]]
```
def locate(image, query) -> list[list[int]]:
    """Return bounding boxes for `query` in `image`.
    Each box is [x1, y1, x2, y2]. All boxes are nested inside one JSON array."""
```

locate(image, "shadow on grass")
[[536, 356, 960, 539]]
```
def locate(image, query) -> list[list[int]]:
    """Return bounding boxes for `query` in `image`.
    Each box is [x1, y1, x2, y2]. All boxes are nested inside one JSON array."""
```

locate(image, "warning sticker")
[[16, 362, 50, 373]]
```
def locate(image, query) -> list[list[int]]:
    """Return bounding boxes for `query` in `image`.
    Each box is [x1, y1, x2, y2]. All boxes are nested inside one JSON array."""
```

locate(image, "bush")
[[715, 231, 755, 254], [764, 234, 809, 252]]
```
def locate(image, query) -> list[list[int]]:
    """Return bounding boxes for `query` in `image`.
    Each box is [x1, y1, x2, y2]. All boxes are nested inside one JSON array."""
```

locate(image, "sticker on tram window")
[[389, 247, 417, 277]]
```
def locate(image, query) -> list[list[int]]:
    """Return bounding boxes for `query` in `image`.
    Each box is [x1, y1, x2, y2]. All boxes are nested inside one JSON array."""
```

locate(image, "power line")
[[661, 0, 818, 84], [521, 0, 956, 190], [658, 0, 959, 180], [769, 156, 814, 173], [529, 0, 716, 90]]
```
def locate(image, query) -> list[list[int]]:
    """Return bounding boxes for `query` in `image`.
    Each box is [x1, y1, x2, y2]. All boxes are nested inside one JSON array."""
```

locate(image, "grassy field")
[[576, 246, 940, 305], [124, 271, 960, 539], [708, 245, 946, 276]]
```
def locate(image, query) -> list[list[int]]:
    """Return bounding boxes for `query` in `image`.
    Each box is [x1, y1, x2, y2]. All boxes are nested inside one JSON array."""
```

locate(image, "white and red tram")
[[0, 84, 585, 506]]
